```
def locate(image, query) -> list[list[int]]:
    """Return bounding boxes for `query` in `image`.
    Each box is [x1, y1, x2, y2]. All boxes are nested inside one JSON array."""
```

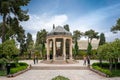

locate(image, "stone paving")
[[0, 60, 120, 80]]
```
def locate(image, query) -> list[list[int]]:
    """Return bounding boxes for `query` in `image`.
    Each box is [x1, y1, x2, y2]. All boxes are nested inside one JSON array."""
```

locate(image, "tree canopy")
[[111, 18, 120, 33], [0, 0, 30, 42], [1, 40, 19, 61], [73, 30, 82, 41], [85, 29, 99, 43], [99, 33, 106, 46], [64, 24, 70, 31]]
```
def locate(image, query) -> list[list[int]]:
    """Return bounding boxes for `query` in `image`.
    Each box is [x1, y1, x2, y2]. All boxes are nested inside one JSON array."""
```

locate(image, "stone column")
[[53, 38, 56, 61], [69, 38, 73, 60], [63, 38, 66, 60], [47, 39, 50, 60]]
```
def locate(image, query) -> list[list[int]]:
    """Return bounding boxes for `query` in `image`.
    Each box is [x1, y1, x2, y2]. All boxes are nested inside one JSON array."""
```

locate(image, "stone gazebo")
[[46, 26, 73, 61]]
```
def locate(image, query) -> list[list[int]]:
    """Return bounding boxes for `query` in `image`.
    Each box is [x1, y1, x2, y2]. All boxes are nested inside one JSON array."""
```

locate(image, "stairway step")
[[31, 66, 89, 70]]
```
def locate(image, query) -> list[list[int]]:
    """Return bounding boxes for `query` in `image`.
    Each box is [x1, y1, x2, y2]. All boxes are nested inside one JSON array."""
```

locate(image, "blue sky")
[[0, 0, 120, 42]]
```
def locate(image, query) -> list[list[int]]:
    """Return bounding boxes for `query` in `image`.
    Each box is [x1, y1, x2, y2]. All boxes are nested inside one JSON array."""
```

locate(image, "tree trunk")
[[2, 15, 6, 43], [115, 59, 118, 71], [90, 38, 92, 44], [109, 58, 113, 71]]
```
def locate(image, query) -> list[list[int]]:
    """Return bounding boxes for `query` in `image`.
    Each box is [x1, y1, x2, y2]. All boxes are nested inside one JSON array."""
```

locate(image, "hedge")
[[92, 65, 112, 76], [10, 62, 28, 74]]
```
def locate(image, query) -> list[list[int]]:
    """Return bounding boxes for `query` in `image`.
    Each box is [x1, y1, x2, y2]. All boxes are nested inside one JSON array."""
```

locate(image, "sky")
[[0, 0, 120, 42]]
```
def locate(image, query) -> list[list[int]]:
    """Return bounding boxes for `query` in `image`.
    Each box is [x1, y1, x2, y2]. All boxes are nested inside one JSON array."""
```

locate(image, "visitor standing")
[[36, 57, 38, 64], [33, 57, 36, 64], [83, 55, 87, 65], [6, 63, 11, 75], [87, 55, 90, 67]]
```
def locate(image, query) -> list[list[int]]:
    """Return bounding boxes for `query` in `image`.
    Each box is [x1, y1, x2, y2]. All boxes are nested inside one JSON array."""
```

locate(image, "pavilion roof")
[[47, 26, 72, 36]]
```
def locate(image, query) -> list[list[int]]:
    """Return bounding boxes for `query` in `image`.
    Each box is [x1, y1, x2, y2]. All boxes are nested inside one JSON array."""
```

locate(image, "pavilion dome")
[[47, 26, 72, 36]]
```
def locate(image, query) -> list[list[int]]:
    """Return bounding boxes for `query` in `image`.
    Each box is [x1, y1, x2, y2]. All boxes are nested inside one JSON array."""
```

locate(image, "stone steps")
[[31, 66, 89, 70], [40, 60, 78, 64]]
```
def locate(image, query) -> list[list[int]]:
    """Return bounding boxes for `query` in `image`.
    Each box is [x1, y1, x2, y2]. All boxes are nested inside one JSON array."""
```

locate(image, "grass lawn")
[[0, 70, 6, 76], [112, 70, 120, 77]]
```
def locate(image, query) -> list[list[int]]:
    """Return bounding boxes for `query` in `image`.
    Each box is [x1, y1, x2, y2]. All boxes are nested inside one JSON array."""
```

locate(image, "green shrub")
[[52, 75, 70, 80], [10, 62, 28, 74], [92, 64, 112, 76], [19, 62, 28, 66], [10, 63, 20, 68], [92, 62, 120, 69], [10, 66, 27, 74]]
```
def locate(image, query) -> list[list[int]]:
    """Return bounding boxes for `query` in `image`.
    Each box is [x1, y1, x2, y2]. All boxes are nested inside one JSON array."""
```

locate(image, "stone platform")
[[40, 59, 78, 64]]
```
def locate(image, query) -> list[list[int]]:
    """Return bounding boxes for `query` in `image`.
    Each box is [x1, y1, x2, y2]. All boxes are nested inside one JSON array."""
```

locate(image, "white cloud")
[[69, 3, 120, 42], [105, 32, 120, 42], [46, 15, 68, 26], [21, 14, 68, 41]]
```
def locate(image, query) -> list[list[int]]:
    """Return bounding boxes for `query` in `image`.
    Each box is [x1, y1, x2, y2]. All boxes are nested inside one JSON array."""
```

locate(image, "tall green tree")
[[26, 33, 33, 59], [2, 40, 19, 61], [35, 29, 47, 58], [26, 33, 33, 48], [0, 0, 30, 43], [73, 30, 82, 41], [35, 29, 47, 46], [74, 39, 79, 58], [99, 33, 106, 46], [85, 29, 99, 44], [73, 30, 82, 58], [97, 39, 120, 71], [111, 18, 120, 33], [64, 24, 70, 31], [98, 33, 106, 66], [85, 29, 99, 56], [87, 43, 92, 55]]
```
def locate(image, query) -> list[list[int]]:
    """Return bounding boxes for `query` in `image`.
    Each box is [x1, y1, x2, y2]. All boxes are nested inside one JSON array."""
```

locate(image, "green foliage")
[[52, 75, 70, 80], [99, 33, 106, 46], [35, 29, 47, 45], [26, 33, 33, 47], [10, 62, 28, 74], [111, 18, 120, 33], [87, 43, 92, 55], [112, 70, 120, 77], [10, 65, 28, 74], [92, 65, 112, 76], [0, 58, 8, 70], [85, 29, 99, 43], [97, 39, 120, 62], [74, 40, 79, 57], [73, 30, 82, 41], [35, 29, 47, 59], [0, 0, 30, 42], [19, 62, 28, 66], [64, 24, 70, 31], [92, 62, 120, 77], [2, 40, 19, 61], [0, 70, 6, 76]]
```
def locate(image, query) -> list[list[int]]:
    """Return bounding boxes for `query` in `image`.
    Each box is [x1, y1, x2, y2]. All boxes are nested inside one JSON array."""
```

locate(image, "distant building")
[[77, 39, 100, 50]]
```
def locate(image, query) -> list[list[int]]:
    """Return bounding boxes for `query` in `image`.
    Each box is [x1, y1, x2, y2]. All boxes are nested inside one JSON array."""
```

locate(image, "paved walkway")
[[0, 60, 120, 80]]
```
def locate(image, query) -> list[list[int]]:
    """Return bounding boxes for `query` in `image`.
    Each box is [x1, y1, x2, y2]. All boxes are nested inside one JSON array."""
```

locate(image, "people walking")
[[83, 55, 87, 65]]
